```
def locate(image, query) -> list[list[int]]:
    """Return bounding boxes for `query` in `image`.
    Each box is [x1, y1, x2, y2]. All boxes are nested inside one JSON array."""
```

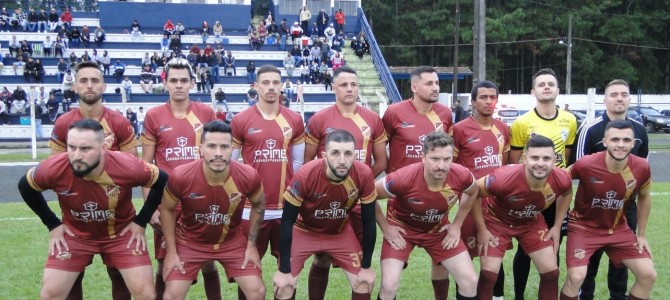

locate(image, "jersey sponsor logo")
[[473, 146, 503, 170], [574, 248, 586, 259], [314, 202, 347, 219], [188, 192, 206, 200], [165, 136, 200, 162], [407, 198, 423, 205], [253, 139, 288, 163], [507, 195, 524, 202], [313, 192, 328, 199], [247, 127, 263, 135], [400, 121, 415, 129], [410, 208, 443, 223], [56, 251, 72, 260], [545, 193, 556, 203], [57, 189, 78, 197], [106, 186, 120, 197], [591, 190, 624, 210], [194, 205, 231, 225], [404, 135, 425, 159], [159, 125, 173, 132], [589, 177, 604, 184], [467, 137, 480, 144], [71, 201, 113, 223], [229, 192, 242, 205], [507, 204, 539, 219]]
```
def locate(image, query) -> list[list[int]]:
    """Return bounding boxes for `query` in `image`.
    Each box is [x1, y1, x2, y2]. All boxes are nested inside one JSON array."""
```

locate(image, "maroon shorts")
[[484, 216, 553, 258], [290, 225, 362, 276], [348, 204, 363, 245], [154, 205, 183, 259], [566, 224, 651, 268], [381, 226, 468, 264], [46, 233, 151, 272], [165, 231, 261, 283], [240, 218, 280, 259], [460, 214, 480, 258]]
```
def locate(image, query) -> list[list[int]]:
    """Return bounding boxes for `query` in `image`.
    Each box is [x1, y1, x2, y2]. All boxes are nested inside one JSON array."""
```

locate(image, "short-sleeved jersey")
[[231, 105, 305, 210], [284, 159, 377, 234], [382, 99, 453, 173], [479, 164, 572, 226], [26, 151, 159, 238], [305, 105, 387, 165], [383, 162, 474, 233], [510, 109, 577, 168], [49, 107, 137, 153], [164, 160, 263, 248], [569, 152, 651, 234], [451, 116, 510, 179], [140, 102, 215, 172]]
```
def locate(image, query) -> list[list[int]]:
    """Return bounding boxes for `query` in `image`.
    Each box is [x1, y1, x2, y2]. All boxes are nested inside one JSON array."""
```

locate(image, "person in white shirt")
[[136, 106, 146, 136], [324, 24, 336, 46], [62, 69, 75, 91], [42, 36, 54, 57], [121, 76, 133, 101]]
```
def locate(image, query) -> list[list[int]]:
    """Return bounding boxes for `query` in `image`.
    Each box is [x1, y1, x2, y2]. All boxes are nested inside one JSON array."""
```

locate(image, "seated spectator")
[[331, 51, 345, 71], [47, 8, 59, 32], [201, 21, 209, 44], [81, 50, 91, 62], [323, 71, 332, 91], [54, 36, 66, 58], [267, 21, 279, 42], [139, 64, 154, 93], [246, 61, 256, 83], [34, 59, 45, 83], [101, 50, 111, 75], [246, 85, 258, 106], [37, 9, 48, 33], [62, 69, 75, 90], [62, 87, 75, 112], [151, 52, 161, 72], [91, 49, 102, 65], [249, 29, 261, 51], [223, 51, 236, 76], [121, 76, 133, 100], [12, 8, 27, 32], [324, 24, 336, 46], [94, 26, 106, 47], [0, 8, 10, 33], [23, 57, 37, 83], [169, 34, 182, 53], [46, 92, 59, 123], [60, 8, 72, 31], [69, 27, 81, 49], [12, 86, 27, 114], [42, 36, 54, 57], [332, 31, 345, 52], [213, 21, 224, 43], [189, 44, 201, 55], [12, 52, 25, 75], [284, 52, 295, 77], [126, 108, 138, 135], [56, 58, 68, 83], [214, 87, 226, 102], [113, 59, 125, 83], [0, 96, 5, 124], [310, 22, 319, 40], [27, 8, 37, 32], [282, 79, 294, 102], [80, 25, 91, 48], [290, 21, 303, 41], [160, 34, 170, 55], [175, 21, 185, 36], [300, 62, 309, 83], [163, 19, 175, 36], [257, 21, 268, 43], [8, 36, 20, 57], [20, 40, 32, 57], [130, 19, 142, 42]]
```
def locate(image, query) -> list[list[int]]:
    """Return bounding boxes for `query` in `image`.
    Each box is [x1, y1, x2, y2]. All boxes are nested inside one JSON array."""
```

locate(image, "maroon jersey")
[[284, 159, 377, 234], [49, 107, 137, 153], [382, 99, 453, 172], [140, 102, 215, 172], [305, 105, 387, 165], [231, 105, 305, 210], [26, 152, 160, 238], [451, 116, 510, 179], [383, 162, 475, 233], [164, 160, 263, 248], [480, 164, 572, 226], [569, 152, 651, 234]]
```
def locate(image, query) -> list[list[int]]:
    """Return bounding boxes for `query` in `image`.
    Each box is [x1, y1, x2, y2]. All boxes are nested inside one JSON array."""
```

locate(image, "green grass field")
[[1, 184, 668, 299]]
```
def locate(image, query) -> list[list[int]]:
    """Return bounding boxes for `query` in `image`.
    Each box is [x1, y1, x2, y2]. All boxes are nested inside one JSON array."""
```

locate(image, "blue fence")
[[358, 9, 401, 103]]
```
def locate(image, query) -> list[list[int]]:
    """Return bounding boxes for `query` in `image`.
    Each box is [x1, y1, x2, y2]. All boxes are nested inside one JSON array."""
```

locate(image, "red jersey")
[[382, 99, 453, 173], [141, 102, 215, 172], [568, 152, 651, 234], [49, 107, 137, 153], [26, 151, 160, 238], [284, 159, 377, 234], [451, 116, 510, 179], [479, 164, 572, 226], [305, 105, 387, 165], [164, 160, 263, 248], [231, 105, 305, 210], [383, 162, 474, 233]]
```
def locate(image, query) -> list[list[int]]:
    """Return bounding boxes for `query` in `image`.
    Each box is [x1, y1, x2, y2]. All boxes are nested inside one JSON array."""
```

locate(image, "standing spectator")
[[136, 106, 146, 136], [130, 19, 142, 42], [126, 107, 138, 136], [8, 35, 20, 57], [316, 9, 329, 37], [452, 99, 469, 123], [160, 34, 170, 55], [101, 50, 111, 75], [139, 64, 154, 93], [121, 76, 133, 101], [12, 86, 27, 114], [113, 59, 126, 83], [278, 19, 289, 51], [282, 78, 294, 102], [37, 8, 47, 33], [47, 8, 59, 32], [94, 26, 106, 47], [299, 6, 311, 35], [69, 27, 81, 48], [60, 8, 72, 31], [42, 36, 54, 57], [46, 92, 59, 123], [246, 61, 256, 83], [223, 51, 236, 76], [335, 9, 345, 34], [300, 63, 309, 84], [200, 21, 209, 44], [54, 35, 66, 58], [62, 69, 75, 90], [34, 59, 45, 83], [213, 21, 224, 44], [62, 86, 75, 112], [283, 52, 295, 77]]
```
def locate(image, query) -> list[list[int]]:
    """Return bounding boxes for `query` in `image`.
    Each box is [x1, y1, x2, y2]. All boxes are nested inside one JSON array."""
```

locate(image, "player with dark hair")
[[140, 57, 219, 298], [18, 119, 167, 300], [475, 135, 573, 300], [450, 80, 510, 299], [303, 66, 387, 299], [560, 120, 656, 300], [273, 129, 378, 300], [231, 64, 305, 299], [160, 120, 267, 299], [376, 131, 478, 300]]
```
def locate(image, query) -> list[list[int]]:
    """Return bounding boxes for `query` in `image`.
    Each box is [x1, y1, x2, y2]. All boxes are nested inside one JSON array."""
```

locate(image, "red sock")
[[308, 264, 330, 300], [538, 269, 559, 300], [202, 270, 222, 300], [65, 272, 84, 300], [560, 291, 577, 300], [628, 295, 647, 300], [155, 273, 165, 300], [431, 279, 449, 300], [107, 267, 131, 300], [477, 270, 498, 300], [352, 291, 370, 300]]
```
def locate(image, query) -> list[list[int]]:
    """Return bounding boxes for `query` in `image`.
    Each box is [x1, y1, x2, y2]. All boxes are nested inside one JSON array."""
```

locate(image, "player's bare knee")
[[566, 270, 585, 287], [242, 284, 266, 300], [456, 274, 478, 295], [380, 276, 399, 295], [636, 267, 657, 287], [132, 287, 156, 300], [40, 286, 66, 300]]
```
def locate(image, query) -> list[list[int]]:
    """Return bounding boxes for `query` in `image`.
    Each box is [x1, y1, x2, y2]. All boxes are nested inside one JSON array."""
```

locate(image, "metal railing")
[[358, 10, 401, 103]]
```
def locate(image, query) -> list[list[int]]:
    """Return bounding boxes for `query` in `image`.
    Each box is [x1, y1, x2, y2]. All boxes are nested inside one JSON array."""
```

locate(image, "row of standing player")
[[18, 60, 655, 300]]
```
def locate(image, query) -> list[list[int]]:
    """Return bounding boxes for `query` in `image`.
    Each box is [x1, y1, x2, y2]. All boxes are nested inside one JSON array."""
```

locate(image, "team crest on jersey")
[[248, 128, 263, 135], [177, 137, 188, 147], [544, 193, 555, 203], [496, 133, 504, 144], [626, 179, 637, 190], [360, 126, 371, 137], [348, 188, 359, 200], [283, 126, 293, 138], [400, 122, 415, 128], [467, 237, 477, 249], [193, 123, 203, 133], [485, 146, 494, 155], [104, 132, 115, 147], [446, 194, 459, 205], [418, 135, 427, 144], [560, 129, 569, 141], [229, 192, 242, 205], [574, 249, 585, 259], [106, 186, 120, 197], [435, 122, 444, 131], [266, 139, 277, 149], [606, 190, 617, 199]]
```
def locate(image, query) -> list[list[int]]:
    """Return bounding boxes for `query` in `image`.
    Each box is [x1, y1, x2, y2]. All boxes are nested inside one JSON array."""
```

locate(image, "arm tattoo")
[[247, 200, 265, 244]]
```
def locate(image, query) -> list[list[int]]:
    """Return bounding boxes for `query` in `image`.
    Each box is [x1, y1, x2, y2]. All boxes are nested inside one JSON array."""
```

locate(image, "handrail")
[[358, 9, 402, 104], [358, 93, 370, 109], [376, 89, 389, 117]]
